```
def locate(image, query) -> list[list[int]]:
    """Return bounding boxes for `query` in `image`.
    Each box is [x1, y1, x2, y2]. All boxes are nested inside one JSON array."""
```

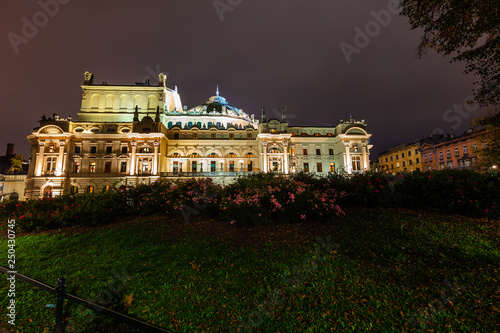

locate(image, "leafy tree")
[[473, 107, 500, 168], [400, 0, 500, 106]]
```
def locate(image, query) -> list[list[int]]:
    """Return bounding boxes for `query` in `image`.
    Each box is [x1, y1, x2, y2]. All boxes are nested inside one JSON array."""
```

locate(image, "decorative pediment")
[[38, 125, 64, 134]]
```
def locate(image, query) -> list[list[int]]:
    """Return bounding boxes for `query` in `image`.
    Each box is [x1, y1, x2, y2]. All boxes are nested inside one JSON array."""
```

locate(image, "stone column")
[[55, 140, 66, 176], [36, 140, 46, 176], [345, 142, 351, 174], [130, 140, 137, 176], [153, 140, 159, 175], [362, 144, 368, 171], [283, 141, 289, 174], [262, 141, 268, 173]]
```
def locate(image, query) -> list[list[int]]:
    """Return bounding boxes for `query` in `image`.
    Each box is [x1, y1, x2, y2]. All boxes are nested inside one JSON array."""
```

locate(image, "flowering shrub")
[[220, 174, 345, 226]]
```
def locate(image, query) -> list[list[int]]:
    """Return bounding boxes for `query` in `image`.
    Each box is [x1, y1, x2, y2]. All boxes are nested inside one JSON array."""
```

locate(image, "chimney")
[[6, 143, 14, 156]]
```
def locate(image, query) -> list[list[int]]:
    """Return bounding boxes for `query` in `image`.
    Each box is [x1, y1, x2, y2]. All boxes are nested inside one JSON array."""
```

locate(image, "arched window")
[[189, 153, 201, 158], [167, 122, 173, 129], [86, 185, 95, 193], [208, 153, 219, 158], [197, 122, 202, 127], [188, 122, 193, 128], [147, 96, 157, 110], [118, 185, 126, 192], [105, 95, 114, 109], [10, 192, 19, 201], [171, 153, 182, 158], [244, 153, 256, 158], [139, 147, 153, 153], [226, 153, 236, 158], [70, 186, 78, 195], [120, 95, 128, 109], [133, 96, 142, 109], [43, 186, 53, 198], [91, 95, 100, 108], [208, 122, 213, 127], [103, 185, 111, 193], [269, 148, 280, 154]]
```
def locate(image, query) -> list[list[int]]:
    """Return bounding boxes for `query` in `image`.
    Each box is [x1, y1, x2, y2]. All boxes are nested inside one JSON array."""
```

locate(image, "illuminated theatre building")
[[25, 72, 372, 198]]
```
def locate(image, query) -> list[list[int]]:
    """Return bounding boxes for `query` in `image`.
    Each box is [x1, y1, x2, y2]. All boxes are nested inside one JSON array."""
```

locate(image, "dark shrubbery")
[[1, 169, 497, 232]]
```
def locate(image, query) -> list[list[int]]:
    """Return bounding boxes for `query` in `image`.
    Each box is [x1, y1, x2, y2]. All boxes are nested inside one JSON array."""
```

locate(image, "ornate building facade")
[[25, 72, 372, 199]]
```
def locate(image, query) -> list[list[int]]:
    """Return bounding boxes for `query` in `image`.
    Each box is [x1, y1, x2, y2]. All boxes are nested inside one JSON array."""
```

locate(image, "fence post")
[[53, 277, 66, 333]]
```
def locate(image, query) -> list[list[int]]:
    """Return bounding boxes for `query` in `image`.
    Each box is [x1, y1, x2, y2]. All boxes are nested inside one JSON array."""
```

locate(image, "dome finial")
[[216, 85, 219, 96]]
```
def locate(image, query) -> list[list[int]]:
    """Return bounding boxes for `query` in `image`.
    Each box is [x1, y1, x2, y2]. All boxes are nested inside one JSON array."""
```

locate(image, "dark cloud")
[[0, 0, 486, 158]]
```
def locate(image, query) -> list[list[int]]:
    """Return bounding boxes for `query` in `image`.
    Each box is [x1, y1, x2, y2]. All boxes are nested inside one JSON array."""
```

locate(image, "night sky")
[[0, 0, 487, 159]]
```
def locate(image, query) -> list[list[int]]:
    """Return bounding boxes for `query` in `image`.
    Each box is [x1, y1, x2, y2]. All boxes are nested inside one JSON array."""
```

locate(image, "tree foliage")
[[473, 107, 500, 167], [400, 0, 500, 106]]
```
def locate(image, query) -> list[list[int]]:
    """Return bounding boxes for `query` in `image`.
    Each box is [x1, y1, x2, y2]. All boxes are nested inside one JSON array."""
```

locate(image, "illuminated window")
[[211, 133, 216, 139], [43, 186, 53, 198], [45, 157, 57, 172], [303, 163, 309, 173], [327, 133, 333, 137], [171, 153, 182, 158], [329, 163, 335, 172], [192, 133, 198, 140], [447, 161, 453, 169], [89, 162, 96, 173], [301, 133, 308, 136], [248, 161, 253, 172], [208, 153, 219, 158], [86, 185, 95, 193], [73, 162, 80, 173], [290, 148, 295, 156], [229, 133, 234, 140], [70, 186, 78, 195], [244, 153, 256, 158], [269, 148, 279, 154], [140, 147, 152, 153], [247, 133, 252, 140], [314, 133, 320, 137], [229, 161, 235, 172], [142, 162, 149, 172], [189, 153, 201, 158], [120, 162, 127, 173], [226, 153, 236, 158], [103, 185, 110, 193], [316, 163, 322, 172], [352, 156, 361, 171]]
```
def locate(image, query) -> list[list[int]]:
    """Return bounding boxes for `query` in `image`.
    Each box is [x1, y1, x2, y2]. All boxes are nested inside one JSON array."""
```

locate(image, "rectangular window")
[[352, 156, 361, 171], [403, 161, 406, 167], [120, 161, 127, 172], [424, 155, 428, 163], [229, 161, 235, 172], [73, 162, 80, 173], [90, 146, 97, 154], [446, 150, 451, 158], [409, 160, 413, 165], [396, 154, 399, 160], [229, 133, 234, 140], [472, 143, 477, 151], [173, 161, 178, 173], [247, 133, 252, 140], [192, 161, 197, 173], [329, 148, 334, 156], [459, 160, 464, 168], [210, 161, 216, 172], [316, 148, 321, 155], [74, 146, 81, 154], [402, 152, 405, 158], [429, 154, 433, 162], [390, 156, 393, 161], [247, 161, 253, 172], [465, 160, 471, 168], [290, 148, 295, 156], [89, 162, 96, 173], [303, 163, 309, 172], [454, 147, 459, 156], [463, 145, 468, 154], [440, 163, 445, 170], [192, 133, 198, 140], [385, 157, 388, 162], [408, 151, 412, 157], [416, 158, 419, 163], [104, 161, 112, 173], [316, 163, 322, 172], [439, 151, 443, 159], [211, 133, 216, 139], [415, 149, 418, 155], [447, 161, 453, 169], [329, 163, 335, 172], [483, 141, 487, 149], [121, 146, 128, 154], [173, 133, 179, 140], [106, 146, 112, 154], [303, 149, 308, 155]]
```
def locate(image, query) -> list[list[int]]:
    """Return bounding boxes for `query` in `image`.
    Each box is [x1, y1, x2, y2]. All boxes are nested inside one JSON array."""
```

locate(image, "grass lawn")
[[1, 207, 499, 332]]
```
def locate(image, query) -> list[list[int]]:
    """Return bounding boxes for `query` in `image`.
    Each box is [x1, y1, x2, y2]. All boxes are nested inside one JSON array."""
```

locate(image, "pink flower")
[[300, 214, 306, 220]]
